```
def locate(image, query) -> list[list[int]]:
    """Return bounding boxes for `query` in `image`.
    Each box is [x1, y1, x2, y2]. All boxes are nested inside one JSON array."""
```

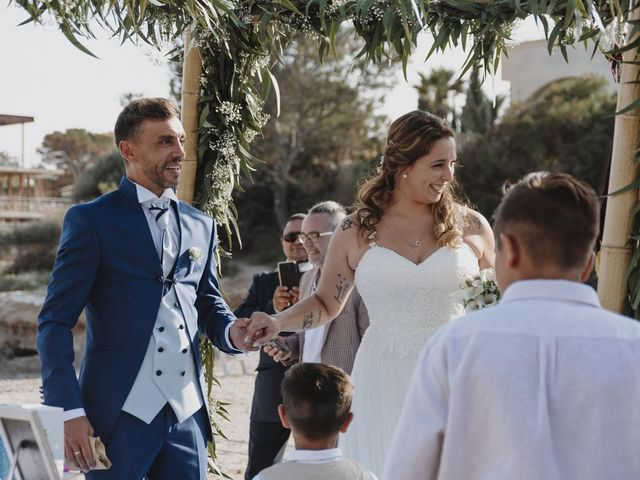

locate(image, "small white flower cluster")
[[364, 4, 386, 24], [327, 0, 351, 15], [204, 161, 235, 222], [455, 268, 501, 312], [218, 101, 243, 123], [210, 131, 237, 159]]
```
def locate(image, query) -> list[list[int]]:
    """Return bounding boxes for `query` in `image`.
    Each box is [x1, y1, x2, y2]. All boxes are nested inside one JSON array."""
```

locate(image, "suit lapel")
[[117, 177, 162, 270]]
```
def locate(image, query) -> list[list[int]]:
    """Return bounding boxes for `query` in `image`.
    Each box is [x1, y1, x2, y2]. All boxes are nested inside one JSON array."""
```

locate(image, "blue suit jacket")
[[37, 178, 237, 441]]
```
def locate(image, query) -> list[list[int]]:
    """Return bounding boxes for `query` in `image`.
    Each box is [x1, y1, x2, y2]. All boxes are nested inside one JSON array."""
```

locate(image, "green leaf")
[[607, 177, 640, 197], [267, 70, 281, 117], [59, 22, 99, 58], [615, 96, 640, 116]]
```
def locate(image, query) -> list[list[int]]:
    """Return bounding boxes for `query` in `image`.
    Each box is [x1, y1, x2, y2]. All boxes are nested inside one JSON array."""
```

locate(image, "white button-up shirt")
[[384, 279, 640, 480]]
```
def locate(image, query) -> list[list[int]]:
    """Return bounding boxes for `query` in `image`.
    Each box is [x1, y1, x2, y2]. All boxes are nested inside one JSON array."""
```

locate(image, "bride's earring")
[[402, 172, 408, 178]]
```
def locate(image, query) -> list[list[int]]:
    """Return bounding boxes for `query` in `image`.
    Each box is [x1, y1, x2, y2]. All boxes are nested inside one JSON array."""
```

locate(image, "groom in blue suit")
[[37, 98, 254, 479]]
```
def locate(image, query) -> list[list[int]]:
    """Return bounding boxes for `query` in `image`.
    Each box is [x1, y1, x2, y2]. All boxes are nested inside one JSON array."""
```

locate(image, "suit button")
[[157, 275, 164, 283], [158, 347, 164, 353], [174, 302, 179, 308], [179, 325, 184, 330], [182, 348, 188, 353], [158, 326, 165, 332], [156, 370, 162, 376], [180, 371, 185, 376]]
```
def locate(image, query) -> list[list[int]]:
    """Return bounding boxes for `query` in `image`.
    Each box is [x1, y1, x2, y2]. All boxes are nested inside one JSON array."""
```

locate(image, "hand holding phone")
[[277, 261, 300, 289], [273, 285, 300, 312]]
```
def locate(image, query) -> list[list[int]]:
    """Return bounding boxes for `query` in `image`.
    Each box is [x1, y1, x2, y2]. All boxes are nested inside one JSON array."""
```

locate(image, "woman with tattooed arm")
[[246, 110, 495, 476]]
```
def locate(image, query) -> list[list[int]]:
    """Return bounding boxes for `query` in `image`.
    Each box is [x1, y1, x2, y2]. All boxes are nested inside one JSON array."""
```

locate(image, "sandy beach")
[[0, 355, 271, 479]]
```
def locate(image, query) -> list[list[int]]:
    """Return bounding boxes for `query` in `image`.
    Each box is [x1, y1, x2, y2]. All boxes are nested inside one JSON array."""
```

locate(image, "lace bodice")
[[354, 243, 479, 357]]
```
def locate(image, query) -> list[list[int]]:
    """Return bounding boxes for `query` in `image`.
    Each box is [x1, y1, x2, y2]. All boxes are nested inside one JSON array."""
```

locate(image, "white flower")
[[453, 268, 501, 312], [188, 247, 203, 263]]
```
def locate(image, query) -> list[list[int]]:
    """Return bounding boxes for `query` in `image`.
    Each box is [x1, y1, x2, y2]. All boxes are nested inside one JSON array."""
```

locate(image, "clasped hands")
[[243, 311, 282, 348]]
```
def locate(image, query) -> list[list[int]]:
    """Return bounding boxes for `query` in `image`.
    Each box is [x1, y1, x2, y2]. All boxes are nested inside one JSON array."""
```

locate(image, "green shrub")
[[0, 219, 62, 276], [0, 271, 50, 292]]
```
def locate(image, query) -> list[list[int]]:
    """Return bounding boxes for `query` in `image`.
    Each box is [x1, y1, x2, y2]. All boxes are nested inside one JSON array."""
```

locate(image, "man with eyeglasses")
[[236, 213, 309, 480], [265, 201, 370, 374]]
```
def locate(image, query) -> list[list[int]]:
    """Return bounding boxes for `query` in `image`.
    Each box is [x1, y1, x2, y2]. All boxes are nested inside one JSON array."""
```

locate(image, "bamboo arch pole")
[[598, 2, 640, 312], [178, 26, 203, 205]]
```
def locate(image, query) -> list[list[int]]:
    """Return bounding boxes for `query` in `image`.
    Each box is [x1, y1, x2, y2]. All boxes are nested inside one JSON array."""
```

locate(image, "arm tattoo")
[[467, 214, 482, 233], [341, 218, 353, 231], [302, 309, 320, 330], [333, 273, 350, 303]]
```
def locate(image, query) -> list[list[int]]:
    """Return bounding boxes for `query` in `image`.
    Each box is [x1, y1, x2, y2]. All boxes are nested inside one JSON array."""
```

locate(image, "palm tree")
[[414, 68, 465, 127], [460, 67, 506, 134]]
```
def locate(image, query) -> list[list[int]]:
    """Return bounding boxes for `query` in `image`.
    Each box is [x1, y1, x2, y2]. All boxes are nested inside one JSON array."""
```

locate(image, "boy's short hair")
[[493, 171, 600, 269], [114, 97, 180, 145], [281, 363, 353, 440]]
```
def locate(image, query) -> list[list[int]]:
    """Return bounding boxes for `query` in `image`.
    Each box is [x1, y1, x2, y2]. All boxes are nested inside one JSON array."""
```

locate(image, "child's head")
[[279, 363, 354, 441]]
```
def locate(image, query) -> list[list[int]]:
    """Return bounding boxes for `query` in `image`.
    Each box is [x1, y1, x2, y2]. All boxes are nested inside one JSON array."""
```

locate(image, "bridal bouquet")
[[455, 268, 501, 311]]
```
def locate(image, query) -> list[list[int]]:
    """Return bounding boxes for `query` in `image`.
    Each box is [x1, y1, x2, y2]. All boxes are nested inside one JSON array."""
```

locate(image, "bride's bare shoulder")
[[462, 207, 491, 238], [461, 207, 495, 267], [332, 212, 370, 269]]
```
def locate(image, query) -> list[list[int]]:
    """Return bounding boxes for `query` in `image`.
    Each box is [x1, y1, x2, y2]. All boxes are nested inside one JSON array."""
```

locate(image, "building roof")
[[0, 166, 65, 178], [0, 114, 34, 126]]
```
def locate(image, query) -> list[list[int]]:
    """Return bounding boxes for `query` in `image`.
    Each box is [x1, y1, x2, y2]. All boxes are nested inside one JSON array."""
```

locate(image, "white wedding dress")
[[341, 242, 479, 476]]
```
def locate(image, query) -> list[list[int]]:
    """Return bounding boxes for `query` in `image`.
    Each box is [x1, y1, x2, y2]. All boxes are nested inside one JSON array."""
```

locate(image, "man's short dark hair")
[[281, 363, 353, 440], [114, 97, 181, 145], [493, 171, 600, 269], [282, 213, 307, 231]]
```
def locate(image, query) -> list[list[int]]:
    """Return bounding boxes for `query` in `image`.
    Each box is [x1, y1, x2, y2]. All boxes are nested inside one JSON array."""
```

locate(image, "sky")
[[0, 3, 542, 167]]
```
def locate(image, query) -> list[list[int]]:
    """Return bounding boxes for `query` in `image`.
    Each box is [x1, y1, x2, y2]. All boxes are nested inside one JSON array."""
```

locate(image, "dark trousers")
[[87, 404, 207, 480], [244, 420, 290, 480]]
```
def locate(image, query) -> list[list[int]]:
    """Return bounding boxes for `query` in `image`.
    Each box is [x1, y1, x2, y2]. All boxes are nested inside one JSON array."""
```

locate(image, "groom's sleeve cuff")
[[64, 408, 86, 421], [225, 322, 244, 354]]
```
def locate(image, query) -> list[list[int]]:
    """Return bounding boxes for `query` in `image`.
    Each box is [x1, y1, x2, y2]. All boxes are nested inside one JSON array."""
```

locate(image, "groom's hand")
[[64, 415, 96, 472], [230, 318, 259, 351], [245, 312, 281, 346]]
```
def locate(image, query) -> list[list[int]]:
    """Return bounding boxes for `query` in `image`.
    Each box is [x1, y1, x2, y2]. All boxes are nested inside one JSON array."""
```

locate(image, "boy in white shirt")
[[254, 363, 377, 480]]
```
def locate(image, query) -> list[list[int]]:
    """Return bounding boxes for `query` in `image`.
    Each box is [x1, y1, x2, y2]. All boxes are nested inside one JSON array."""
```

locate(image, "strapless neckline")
[[358, 242, 474, 269]]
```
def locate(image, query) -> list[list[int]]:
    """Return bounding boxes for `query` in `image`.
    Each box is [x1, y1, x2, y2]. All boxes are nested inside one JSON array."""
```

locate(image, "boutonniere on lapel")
[[188, 247, 203, 264]]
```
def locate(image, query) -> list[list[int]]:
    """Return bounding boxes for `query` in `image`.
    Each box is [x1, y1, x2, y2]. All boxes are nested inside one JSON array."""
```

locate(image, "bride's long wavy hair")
[[355, 110, 464, 248]]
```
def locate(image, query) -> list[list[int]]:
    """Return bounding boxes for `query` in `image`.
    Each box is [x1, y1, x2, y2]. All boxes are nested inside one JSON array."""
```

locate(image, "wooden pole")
[[178, 25, 203, 205], [597, 2, 640, 312]]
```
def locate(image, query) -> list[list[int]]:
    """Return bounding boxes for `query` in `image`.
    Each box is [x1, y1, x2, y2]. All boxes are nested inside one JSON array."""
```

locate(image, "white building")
[[501, 39, 617, 102]]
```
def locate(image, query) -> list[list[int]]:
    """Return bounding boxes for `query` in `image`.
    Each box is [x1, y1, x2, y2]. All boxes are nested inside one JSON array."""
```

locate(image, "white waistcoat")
[[122, 285, 203, 424]]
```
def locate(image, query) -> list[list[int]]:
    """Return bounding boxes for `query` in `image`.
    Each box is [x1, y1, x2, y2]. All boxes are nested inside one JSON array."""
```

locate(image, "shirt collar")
[[285, 448, 342, 463], [501, 279, 600, 308], [297, 261, 313, 273], [129, 178, 178, 204]]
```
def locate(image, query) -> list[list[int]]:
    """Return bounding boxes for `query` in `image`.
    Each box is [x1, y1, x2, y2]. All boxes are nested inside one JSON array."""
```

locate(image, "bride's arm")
[[247, 215, 361, 343], [463, 209, 496, 269]]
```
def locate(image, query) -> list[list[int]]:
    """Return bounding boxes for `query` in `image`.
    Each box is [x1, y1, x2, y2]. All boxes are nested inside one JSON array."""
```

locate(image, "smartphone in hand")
[[277, 261, 300, 289]]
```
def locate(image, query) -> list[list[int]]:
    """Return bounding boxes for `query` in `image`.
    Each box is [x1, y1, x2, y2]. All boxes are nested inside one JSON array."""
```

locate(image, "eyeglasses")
[[299, 231, 333, 243], [283, 231, 301, 243]]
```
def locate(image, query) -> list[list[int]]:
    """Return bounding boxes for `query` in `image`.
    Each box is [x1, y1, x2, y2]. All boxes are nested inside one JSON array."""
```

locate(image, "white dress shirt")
[[301, 271, 326, 363], [384, 279, 640, 480], [254, 448, 378, 480]]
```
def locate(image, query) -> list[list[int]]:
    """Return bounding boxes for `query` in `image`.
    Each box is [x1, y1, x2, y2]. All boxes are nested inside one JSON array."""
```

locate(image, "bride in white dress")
[[248, 110, 495, 476]]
